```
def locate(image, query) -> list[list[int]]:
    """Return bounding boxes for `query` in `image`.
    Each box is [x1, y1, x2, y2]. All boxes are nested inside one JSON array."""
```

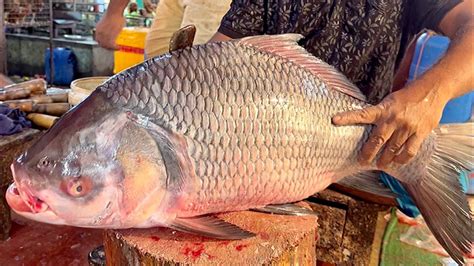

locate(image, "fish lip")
[[6, 182, 49, 214], [9, 162, 50, 214]]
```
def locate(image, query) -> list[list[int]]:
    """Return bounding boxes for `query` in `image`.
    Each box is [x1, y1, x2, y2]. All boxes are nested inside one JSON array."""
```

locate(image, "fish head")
[[6, 91, 172, 228]]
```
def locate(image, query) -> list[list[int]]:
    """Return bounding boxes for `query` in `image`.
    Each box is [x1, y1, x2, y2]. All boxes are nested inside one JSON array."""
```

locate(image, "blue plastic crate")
[[45, 47, 77, 85], [409, 32, 473, 124]]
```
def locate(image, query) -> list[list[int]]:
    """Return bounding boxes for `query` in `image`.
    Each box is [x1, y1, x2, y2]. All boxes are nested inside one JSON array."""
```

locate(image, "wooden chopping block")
[[1, 101, 70, 116], [308, 189, 392, 265], [0, 79, 46, 101], [1, 99, 34, 112], [31, 103, 71, 116], [104, 202, 318, 265], [30, 93, 69, 104]]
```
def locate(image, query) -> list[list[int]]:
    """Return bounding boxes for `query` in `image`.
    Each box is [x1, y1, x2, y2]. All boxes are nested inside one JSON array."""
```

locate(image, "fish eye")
[[66, 177, 91, 198]]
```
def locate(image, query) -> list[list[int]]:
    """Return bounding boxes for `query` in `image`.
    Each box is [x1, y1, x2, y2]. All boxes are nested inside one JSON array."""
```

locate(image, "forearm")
[[405, 22, 474, 104], [104, 0, 129, 17], [208, 32, 232, 43]]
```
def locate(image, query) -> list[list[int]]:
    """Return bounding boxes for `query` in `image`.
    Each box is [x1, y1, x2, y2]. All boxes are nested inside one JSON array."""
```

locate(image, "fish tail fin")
[[396, 123, 473, 264]]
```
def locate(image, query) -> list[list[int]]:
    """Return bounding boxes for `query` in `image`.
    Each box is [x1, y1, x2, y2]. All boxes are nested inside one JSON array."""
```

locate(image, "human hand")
[[332, 87, 448, 168], [95, 13, 126, 50]]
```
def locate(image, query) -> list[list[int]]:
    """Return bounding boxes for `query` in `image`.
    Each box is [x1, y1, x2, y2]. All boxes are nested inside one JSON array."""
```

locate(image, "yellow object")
[[114, 27, 149, 74], [27, 113, 59, 129], [69, 76, 109, 105]]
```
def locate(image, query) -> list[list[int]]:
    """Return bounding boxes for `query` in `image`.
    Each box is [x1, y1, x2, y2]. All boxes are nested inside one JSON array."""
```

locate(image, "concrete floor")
[[0, 213, 103, 265]]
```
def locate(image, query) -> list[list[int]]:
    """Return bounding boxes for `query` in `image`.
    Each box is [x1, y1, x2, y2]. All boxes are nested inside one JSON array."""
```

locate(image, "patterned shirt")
[[218, 0, 462, 103]]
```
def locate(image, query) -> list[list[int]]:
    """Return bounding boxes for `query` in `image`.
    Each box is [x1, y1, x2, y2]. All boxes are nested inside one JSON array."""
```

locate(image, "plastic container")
[[45, 47, 77, 85], [113, 27, 149, 74], [409, 32, 474, 124], [68, 76, 109, 106]]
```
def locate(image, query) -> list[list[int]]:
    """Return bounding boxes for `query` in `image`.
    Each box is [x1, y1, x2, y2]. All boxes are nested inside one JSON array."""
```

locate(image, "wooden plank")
[[104, 202, 318, 265], [310, 189, 391, 265], [307, 200, 346, 262]]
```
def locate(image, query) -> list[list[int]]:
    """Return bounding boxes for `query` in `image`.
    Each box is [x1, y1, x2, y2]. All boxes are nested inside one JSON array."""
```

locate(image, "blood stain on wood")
[[181, 243, 207, 260], [235, 244, 249, 251]]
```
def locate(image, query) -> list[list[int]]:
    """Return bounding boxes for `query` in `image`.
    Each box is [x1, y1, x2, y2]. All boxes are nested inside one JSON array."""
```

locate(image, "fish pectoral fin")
[[126, 112, 192, 192], [169, 25, 196, 53], [252, 203, 318, 216], [332, 171, 398, 205], [170, 216, 255, 240]]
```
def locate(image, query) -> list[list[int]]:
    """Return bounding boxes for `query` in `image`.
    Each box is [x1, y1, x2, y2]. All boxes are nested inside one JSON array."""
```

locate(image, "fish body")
[[5, 34, 472, 263]]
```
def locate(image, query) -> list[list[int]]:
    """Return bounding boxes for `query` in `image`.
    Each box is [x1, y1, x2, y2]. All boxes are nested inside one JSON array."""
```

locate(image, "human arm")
[[332, 0, 474, 168], [95, 0, 129, 50]]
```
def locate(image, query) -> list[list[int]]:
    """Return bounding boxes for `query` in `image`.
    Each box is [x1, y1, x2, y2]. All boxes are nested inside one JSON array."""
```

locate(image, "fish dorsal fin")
[[169, 25, 196, 53], [238, 34, 367, 102]]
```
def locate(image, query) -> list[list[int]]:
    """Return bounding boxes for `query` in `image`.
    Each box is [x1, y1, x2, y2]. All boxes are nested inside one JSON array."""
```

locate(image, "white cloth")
[[144, 0, 231, 58]]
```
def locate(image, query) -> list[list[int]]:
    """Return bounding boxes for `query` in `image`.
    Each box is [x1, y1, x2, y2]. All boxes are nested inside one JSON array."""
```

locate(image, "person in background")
[[210, 0, 473, 167], [142, 0, 156, 17], [125, 2, 139, 17], [95, 0, 231, 58]]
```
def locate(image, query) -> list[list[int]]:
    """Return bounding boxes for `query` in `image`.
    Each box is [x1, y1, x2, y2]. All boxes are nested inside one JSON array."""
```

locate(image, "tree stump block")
[[104, 203, 317, 265], [0, 128, 42, 240], [309, 189, 392, 265]]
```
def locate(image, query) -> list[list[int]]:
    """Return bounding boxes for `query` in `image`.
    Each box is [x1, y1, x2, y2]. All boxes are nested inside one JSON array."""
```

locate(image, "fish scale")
[[115, 41, 358, 212], [103, 34, 408, 216]]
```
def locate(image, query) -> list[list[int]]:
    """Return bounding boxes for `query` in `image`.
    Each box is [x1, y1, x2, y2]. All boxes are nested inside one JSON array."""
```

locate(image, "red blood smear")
[[182, 243, 205, 260], [150, 236, 160, 241], [235, 244, 249, 251]]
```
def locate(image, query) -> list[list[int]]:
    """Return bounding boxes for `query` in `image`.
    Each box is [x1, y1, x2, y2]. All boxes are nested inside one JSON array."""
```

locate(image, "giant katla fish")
[[6, 27, 472, 263]]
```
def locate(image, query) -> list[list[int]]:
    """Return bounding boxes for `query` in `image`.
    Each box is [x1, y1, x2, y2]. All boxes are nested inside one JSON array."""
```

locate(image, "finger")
[[359, 124, 395, 165], [393, 135, 424, 164], [377, 128, 411, 168], [332, 105, 382, 126]]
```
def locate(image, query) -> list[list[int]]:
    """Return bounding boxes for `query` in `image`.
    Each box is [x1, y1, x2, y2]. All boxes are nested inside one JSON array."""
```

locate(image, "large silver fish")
[[5, 31, 472, 263]]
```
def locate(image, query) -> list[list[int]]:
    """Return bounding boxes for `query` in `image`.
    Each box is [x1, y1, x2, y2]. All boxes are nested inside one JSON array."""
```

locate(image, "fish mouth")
[[7, 162, 50, 214], [6, 182, 49, 214]]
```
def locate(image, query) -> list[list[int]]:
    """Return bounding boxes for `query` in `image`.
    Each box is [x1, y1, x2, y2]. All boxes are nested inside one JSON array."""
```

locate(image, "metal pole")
[[48, 0, 54, 85], [0, 0, 7, 74]]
